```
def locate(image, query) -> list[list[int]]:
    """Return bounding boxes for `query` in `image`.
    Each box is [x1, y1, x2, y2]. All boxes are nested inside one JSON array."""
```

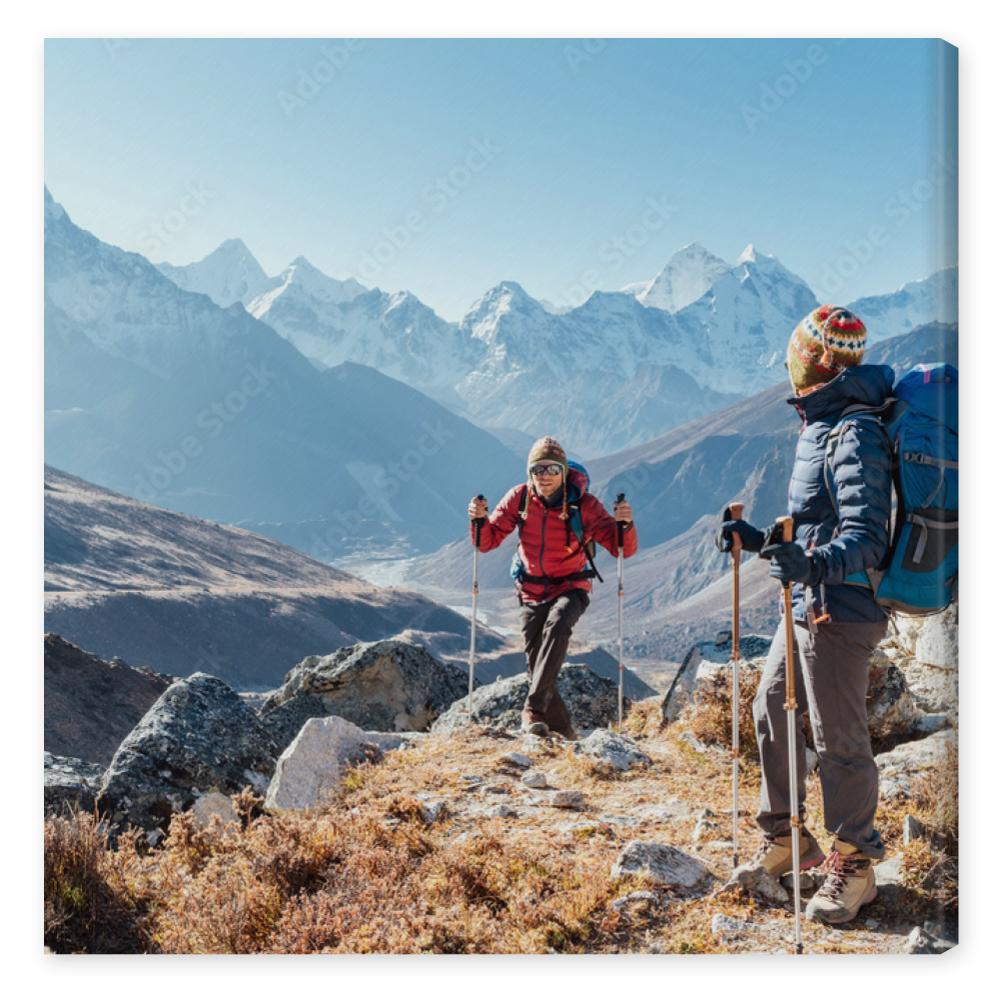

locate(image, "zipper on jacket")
[[539, 505, 548, 600]]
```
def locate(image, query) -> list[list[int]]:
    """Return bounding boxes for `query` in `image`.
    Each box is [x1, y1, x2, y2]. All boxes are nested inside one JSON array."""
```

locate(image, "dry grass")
[[43, 707, 957, 955], [676, 664, 761, 762]]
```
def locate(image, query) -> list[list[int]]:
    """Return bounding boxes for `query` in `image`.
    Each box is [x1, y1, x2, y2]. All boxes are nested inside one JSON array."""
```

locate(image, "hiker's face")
[[531, 464, 563, 498]]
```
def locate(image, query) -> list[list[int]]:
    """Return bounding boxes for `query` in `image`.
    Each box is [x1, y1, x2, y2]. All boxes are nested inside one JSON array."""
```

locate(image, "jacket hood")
[[786, 363, 895, 423]]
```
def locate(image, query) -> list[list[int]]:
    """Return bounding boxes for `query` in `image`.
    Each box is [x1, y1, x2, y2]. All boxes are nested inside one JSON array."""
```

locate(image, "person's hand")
[[715, 519, 764, 554], [613, 499, 633, 524], [468, 496, 488, 520], [760, 540, 821, 585]]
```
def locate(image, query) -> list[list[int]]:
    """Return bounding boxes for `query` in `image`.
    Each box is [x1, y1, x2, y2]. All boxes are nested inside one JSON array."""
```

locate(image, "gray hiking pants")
[[753, 617, 888, 859], [521, 589, 590, 735]]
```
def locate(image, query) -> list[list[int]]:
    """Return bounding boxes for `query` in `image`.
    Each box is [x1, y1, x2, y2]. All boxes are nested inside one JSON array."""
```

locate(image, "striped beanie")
[[787, 305, 868, 394]]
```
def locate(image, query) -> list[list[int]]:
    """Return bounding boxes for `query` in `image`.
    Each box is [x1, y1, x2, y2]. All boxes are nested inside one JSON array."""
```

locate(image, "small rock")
[[780, 871, 817, 892], [902, 814, 925, 845], [638, 799, 696, 821], [876, 730, 956, 800], [482, 783, 510, 795], [711, 914, 749, 940], [912, 713, 951, 736], [904, 925, 954, 954], [611, 890, 660, 912], [500, 752, 533, 768], [692, 811, 722, 843], [521, 770, 549, 789], [190, 791, 238, 829], [414, 795, 449, 824], [679, 732, 713, 754], [611, 841, 715, 891], [805, 747, 819, 774], [864, 918, 880, 930], [724, 862, 789, 904], [551, 790, 585, 810], [575, 729, 652, 772], [599, 814, 641, 827], [875, 857, 903, 886], [706, 839, 735, 851], [485, 804, 518, 819]]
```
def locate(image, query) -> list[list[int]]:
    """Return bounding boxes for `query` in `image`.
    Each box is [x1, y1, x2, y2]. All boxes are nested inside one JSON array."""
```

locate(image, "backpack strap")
[[516, 483, 603, 583]]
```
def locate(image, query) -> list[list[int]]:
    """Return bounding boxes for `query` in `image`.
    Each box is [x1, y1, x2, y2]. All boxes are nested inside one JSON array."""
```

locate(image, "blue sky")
[[45, 38, 957, 320]]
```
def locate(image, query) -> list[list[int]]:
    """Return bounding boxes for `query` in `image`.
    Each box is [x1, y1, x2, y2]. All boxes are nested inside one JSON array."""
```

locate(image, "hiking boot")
[[805, 839, 877, 924], [753, 828, 825, 878], [521, 710, 549, 737]]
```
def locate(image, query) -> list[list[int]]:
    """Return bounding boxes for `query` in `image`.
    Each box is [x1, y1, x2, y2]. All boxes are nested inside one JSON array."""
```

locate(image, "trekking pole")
[[468, 495, 486, 721], [777, 515, 804, 955], [616, 492, 626, 728], [727, 502, 744, 870]]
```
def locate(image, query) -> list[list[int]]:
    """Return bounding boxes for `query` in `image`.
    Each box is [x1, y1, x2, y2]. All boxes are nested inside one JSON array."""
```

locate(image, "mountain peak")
[[632, 244, 731, 313], [737, 243, 760, 264]]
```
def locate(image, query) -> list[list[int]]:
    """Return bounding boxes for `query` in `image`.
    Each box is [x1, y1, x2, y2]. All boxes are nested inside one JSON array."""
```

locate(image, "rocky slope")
[[45, 609, 957, 954]]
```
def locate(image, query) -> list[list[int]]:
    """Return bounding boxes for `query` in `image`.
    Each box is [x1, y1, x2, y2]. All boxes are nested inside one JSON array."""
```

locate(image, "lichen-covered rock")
[[432, 663, 623, 733], [265, 716, 381, 811], [190, 791, 239, 828], [611, 841, 715, 891], [723, 862, 789, 904], [575, 729, 652, 772], [875, 729, 957, 800], [661, 638, 766, 724], [44, 752, 105, 817], [262, 640, 467, 743], [96, 672, 278, 833], [867, 649, 919, 740]]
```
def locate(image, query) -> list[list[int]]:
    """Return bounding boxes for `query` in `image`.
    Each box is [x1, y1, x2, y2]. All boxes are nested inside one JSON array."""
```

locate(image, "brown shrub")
[[43, 810, 147, 953], [677, 664, 761, 762]]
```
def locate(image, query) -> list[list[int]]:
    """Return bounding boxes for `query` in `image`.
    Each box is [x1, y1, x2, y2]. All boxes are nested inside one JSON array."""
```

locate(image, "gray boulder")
[[44, 752, 105, 817], [262, 640, 467, 745], [876, 729, 957, 800], [611, 841, 715, 892], [661, 638, 766, 724], [265, 716, 382, 811], [96, 673, 278, 833], [867, 649, 919, 740], [432, 663, 623, 733], [575, 729, 652, 772]]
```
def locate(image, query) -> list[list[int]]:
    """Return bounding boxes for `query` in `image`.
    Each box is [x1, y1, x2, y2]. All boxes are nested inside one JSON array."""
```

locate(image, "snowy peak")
[[461, 281, 548, 345], [629, 243, 731, 313], [736, 243, 759, 265], [156, 238, 271, 308], [44, 186, 67, 223]]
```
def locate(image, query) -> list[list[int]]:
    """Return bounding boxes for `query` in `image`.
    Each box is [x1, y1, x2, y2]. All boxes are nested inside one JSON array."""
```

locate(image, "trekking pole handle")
[[615, 492, 626, 545], [778, 515, 794, 544], [473, 494, 486, 546], [728, 501, 744, 557]]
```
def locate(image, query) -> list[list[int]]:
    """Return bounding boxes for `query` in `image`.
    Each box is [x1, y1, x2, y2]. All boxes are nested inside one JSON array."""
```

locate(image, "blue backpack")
[[824, 363, 958, 615]]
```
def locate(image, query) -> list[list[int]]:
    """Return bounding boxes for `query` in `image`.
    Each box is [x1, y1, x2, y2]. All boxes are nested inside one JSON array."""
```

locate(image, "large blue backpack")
[[824, 363, 958, 615]]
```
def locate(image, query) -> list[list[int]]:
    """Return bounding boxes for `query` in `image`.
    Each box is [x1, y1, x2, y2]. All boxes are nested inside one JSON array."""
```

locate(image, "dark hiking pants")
[[521, 589, 590, 734], [753, 617, 888, 859]]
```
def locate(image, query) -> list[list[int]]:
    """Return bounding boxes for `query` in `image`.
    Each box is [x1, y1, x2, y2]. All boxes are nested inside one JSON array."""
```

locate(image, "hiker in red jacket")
[[468, 436, 637, 739]]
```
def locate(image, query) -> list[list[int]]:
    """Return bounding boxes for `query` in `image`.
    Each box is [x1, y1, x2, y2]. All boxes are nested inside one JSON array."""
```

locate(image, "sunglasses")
[[530, 463, 563, 477]]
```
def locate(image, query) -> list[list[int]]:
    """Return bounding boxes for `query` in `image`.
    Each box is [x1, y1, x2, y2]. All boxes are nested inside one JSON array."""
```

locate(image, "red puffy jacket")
[[471, 483, 638, 604]]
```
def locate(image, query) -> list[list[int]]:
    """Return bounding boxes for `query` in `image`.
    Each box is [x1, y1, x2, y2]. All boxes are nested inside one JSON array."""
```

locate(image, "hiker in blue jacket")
[[715, 306, 892, 925]]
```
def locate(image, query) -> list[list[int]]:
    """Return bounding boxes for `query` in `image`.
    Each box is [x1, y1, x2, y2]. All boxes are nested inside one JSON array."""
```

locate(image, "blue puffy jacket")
[[783, 364, 894, 623]]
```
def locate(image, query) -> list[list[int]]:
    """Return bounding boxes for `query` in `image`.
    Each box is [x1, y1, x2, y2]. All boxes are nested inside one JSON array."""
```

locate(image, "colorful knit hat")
[[787, 305, 868, 394], [526, 436, 570, 524]]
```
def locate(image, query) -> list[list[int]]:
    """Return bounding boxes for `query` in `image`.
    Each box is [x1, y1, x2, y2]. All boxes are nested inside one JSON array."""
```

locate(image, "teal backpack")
[[824, 362, 958, 615]]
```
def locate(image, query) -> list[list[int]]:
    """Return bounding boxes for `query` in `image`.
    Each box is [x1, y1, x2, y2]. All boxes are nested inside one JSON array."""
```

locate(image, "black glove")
[[715, 519, 765, 554], [760, 540, 822, 585]]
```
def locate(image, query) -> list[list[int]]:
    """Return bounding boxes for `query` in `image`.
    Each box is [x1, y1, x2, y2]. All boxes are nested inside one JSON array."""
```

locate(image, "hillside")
[[44, 466, 503, 688]]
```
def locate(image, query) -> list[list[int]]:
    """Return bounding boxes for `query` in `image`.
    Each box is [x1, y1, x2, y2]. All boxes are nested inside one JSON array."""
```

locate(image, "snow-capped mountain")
[[670, 244, 820, 395], [847, 266, 958, 342], [623, 242, 731, 312], [156, 238, 273, 307], [44, 188, 522, 557], [247, 266, 478, 405]]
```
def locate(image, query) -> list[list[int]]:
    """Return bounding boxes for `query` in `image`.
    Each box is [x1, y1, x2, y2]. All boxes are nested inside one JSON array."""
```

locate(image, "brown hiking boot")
[[521, 710, 549, 737], [805, 839, 877, 924], [754, 828, 825, 878]]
